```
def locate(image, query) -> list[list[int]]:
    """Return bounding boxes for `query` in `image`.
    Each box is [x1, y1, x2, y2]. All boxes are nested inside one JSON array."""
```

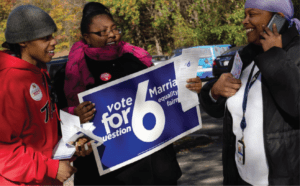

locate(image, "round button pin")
[[100, 73, 112, 81]]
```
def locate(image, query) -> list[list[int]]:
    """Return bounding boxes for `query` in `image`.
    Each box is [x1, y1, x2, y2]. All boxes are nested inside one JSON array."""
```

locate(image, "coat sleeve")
[[0, 75, 59, 184], [199, 79, 227, 118], [254, 38, 300, 119]]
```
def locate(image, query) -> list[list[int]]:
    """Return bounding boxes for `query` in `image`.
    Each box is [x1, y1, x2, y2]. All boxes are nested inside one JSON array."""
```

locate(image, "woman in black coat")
[[199, 0, 300, 185], [62, 2, 193, 185]]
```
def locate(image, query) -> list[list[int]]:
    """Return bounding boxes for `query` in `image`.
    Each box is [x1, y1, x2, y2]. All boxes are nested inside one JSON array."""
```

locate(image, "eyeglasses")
[[89, 28, 122, 37]]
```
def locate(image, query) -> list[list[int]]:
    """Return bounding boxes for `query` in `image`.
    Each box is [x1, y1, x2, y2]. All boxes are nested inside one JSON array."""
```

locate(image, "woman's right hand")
[[211, 73, 242, 100], [74, 101, 96, 124]]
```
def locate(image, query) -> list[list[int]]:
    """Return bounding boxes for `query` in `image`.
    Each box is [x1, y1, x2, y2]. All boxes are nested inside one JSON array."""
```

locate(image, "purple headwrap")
[[245, 0, 300, 33]]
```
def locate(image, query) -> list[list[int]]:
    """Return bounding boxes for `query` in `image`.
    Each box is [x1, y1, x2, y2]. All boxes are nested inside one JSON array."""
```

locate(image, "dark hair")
[[80, 2, 113, 36], [7, 43, 21, 58]]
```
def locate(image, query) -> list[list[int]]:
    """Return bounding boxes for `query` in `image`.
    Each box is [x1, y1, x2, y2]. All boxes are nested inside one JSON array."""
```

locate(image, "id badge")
[[237, 140, 245, 165]]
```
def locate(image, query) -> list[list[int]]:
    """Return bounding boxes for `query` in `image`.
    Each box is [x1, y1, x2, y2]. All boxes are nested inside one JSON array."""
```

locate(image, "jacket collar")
[[281, 24, 299, 48], [239, 43, 264, 70]]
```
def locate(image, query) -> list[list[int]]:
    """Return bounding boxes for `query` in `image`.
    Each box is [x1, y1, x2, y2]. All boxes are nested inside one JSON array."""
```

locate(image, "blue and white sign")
[[78, 60, 202, 176]]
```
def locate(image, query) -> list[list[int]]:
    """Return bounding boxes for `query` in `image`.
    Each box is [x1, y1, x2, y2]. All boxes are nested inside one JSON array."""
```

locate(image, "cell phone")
[[266, 14, 289, 34]]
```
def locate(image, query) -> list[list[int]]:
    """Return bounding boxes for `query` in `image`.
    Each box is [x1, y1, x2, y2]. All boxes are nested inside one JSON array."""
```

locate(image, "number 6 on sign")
[[132, 80, 165, 142]]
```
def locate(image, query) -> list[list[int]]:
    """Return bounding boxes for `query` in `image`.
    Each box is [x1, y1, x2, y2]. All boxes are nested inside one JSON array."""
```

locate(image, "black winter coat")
[[199, 25, 300, 185]]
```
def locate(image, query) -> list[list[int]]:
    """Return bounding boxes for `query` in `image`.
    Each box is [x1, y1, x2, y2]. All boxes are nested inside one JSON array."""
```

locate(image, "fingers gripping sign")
[[74, 101, 96, 123]]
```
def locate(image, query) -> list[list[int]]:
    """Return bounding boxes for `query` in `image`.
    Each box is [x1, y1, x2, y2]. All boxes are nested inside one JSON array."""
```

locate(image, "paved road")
[[176, 105, 224, 185]]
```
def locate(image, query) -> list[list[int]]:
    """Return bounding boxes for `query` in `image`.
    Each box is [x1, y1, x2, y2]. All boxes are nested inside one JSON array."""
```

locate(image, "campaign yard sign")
[[78, 60, 202, 176]]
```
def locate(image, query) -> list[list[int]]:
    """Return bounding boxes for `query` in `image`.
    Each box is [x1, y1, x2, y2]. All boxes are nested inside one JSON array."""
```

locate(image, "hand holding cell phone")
[[260, 14, 288, 40], [259, 13, 288, 51], [260, 23, 283, 52]]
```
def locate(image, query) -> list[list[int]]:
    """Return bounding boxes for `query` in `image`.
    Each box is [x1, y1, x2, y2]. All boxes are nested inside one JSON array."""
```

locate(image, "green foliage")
[[49, 0, 83, 51], [0, 0, 17, 50], [172, 0, 247, 49], [292, 0, 300, 19], [2, 0, 298, 55], [210, 1, 247, 46]]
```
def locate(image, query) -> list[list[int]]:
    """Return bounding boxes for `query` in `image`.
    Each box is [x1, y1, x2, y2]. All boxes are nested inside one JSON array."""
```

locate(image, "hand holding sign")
[[78, 61, 202, 176], [74, 101, 96, 124]]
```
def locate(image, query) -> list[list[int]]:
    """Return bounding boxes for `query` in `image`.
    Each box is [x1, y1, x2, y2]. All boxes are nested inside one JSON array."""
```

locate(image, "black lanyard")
[[240, 64, 261, 132]]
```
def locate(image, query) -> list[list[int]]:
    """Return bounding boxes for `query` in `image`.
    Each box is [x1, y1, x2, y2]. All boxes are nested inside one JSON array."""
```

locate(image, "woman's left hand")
[[186, 77, 202, 94], [260, 24, 282, 52]]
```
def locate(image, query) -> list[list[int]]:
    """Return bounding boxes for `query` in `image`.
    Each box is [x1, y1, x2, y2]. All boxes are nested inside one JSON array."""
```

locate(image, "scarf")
[[69, 40, 153, 67]]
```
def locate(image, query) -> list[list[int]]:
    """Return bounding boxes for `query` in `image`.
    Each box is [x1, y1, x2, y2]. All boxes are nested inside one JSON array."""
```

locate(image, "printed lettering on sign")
[[78, 60, 202, 176], [101, 97, 133, 141]]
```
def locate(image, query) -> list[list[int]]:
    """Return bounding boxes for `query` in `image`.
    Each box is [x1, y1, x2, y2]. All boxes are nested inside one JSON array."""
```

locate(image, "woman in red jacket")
[[0, 5, 77, 185]]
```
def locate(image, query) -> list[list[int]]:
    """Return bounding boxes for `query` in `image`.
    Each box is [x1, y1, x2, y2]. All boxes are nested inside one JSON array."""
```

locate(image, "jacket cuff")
[[209, 89, 218, 103], [46, 158, 59, 179]]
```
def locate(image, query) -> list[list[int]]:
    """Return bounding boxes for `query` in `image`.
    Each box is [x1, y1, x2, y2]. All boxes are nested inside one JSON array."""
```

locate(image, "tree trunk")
[[135, 26, 144, 48], [154, 35, 163, 55]]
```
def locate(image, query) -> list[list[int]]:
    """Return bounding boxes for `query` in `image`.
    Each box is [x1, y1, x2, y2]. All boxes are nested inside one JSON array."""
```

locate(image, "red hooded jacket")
[[0, 51, 60, 185]]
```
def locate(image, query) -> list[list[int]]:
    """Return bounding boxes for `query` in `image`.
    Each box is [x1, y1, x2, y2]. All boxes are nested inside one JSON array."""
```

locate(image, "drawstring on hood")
[[41, 69, 61, 122]]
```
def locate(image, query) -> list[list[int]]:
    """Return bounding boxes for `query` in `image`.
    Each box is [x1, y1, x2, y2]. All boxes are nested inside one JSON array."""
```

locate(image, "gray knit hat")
[[4, 4, 57, 44]]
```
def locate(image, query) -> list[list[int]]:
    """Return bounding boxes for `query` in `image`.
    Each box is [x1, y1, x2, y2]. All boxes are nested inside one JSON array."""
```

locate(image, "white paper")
[[81, 122, 96, 132], [67, 125, 103, 147], [60, 110, 81, 142], [176, 57, 198, 101], [52, 139, 75, 160], [182, 47, 212, 58], [52, 110, 102, 159], [53, 110, 80, 159], [173, 52, 200, 112]]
